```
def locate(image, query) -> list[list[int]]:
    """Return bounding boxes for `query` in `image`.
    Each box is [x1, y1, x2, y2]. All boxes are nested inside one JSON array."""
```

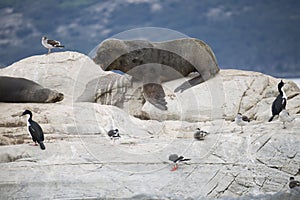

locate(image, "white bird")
[[194, 128, 209, 140], [235, 113, 250, 133], [41, 36, 64, 54], [279, 109, 295, 129]]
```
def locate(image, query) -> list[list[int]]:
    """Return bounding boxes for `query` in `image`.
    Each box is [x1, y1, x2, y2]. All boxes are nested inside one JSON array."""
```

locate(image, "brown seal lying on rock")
[[0, 76, 64, 103], [93, 38, 219, 110]]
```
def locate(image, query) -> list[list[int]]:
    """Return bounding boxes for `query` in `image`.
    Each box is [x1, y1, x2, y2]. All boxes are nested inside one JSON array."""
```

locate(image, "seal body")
[[0, 76, 64, 103], [93, 38, 220, 110]]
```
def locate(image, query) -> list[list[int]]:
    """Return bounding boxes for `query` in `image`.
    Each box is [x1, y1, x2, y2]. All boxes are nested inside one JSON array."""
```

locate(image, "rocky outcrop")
[[0, 51, 104, 102], [94, 69, 300, 122], [0, 51, 300, 199], [141, 69, 300, 122], [2, 51, 298, 123], [0, 109, 299, 198]]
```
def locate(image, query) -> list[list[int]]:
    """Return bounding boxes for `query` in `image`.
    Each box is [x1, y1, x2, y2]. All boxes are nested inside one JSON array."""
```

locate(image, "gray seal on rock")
[[93, 38, 219, 110], [0, 76, 64, 103]]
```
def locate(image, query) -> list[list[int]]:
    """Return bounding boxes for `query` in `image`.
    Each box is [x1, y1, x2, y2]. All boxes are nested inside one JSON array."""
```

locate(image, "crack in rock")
[[207, 183, 219, 196], [253, 176, 267, 188], [238, 78, 255, 113], [217, 173, 239, 195], [255, 158, 285, 175], [256, 136, 272, 153], [185, 166, 198, 179]]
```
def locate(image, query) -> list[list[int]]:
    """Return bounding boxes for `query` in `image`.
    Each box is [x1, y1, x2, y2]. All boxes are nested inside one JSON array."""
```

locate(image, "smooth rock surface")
[[0, 108, 299, 199], [0, 51, 104, 102], [141, 69, 300, 122], [97, 69, 300, 122]]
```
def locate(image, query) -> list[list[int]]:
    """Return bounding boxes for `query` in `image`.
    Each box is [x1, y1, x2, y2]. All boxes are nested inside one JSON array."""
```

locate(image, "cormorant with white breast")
[[42, 36, 64, 54], [21, 110, 46, 150], [269, 80, 287, 122]]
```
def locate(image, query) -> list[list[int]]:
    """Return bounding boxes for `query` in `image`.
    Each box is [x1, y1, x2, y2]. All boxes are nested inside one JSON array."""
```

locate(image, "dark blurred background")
[[0, 0, 299, 77]]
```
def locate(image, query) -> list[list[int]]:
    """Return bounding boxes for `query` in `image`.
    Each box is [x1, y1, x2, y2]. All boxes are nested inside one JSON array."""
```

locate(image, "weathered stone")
[[0, 51, 300, 199], [141, 69, 300, 122], [0, 51, 104, 102]]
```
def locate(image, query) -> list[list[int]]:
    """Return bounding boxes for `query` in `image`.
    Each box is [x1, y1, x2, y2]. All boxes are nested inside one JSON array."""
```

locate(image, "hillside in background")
[[0, 0, 300, 77]]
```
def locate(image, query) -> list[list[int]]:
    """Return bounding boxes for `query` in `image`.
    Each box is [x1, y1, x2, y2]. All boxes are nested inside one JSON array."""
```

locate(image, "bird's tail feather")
[[181, 158, 191, 162], [39, 142, 46, 150], [268, 116, 274, 122]]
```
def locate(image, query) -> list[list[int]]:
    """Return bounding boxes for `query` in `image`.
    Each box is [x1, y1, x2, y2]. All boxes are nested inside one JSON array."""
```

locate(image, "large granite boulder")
[[0, 51, 104, 102], [95, 69, 300, 122], [0, 52, 300, 199], [1, 51, 299, 123]]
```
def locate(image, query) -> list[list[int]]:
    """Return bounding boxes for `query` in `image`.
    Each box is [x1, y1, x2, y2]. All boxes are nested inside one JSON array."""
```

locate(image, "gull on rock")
[[42, 36, 64, 54], [235, 113, 250, 133]]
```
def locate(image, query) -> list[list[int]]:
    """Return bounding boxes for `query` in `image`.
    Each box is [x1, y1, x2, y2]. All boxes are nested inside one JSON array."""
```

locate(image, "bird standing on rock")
[[235, 113, 250, 133], [269, 80, 287, 122], [168, 154, 191, 171], [107, 129, 120, 141], [289, 177, 300, 189], [194, 128, 209, 140], [42, 36, 64, 54], [20, 110, 45, 150]]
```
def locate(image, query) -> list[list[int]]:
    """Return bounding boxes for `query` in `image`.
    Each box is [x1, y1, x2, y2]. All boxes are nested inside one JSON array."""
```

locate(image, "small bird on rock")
[[168, 154, 191, 171], [194, 128, 209, 140], [235, 113, 250, 133], [289, 177, 300, 189], [42, 36, 64, 54], [107, 129, 120, 141]]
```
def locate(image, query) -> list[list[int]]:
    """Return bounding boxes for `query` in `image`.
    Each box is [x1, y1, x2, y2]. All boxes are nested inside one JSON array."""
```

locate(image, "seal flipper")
[[143, 83, 167, 110], [174, 74, 205, 93]]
